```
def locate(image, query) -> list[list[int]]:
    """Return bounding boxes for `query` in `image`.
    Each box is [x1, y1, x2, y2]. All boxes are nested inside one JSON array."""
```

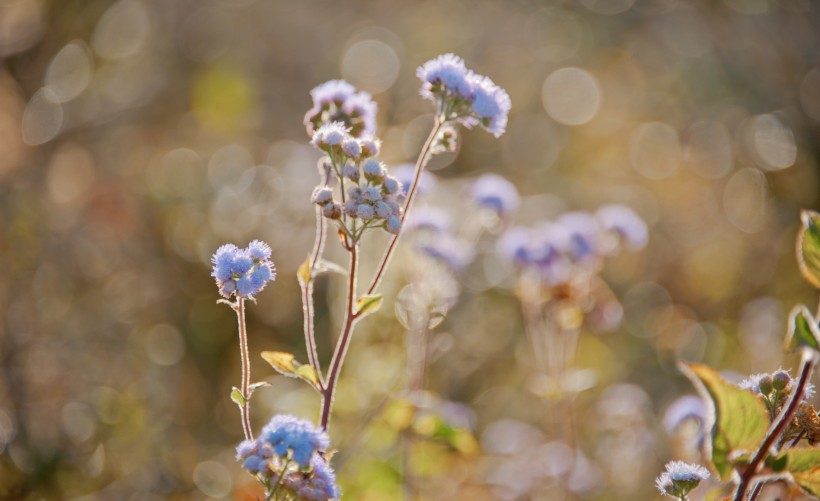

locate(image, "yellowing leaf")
[[784, 448, 820, 496], [786, 305, 820, 353], [679, 363, 770, 481], [297, 256, 312, 285], [260, 351, 321, 391], [798, 210, 820, 289], [355, 294, 383, 317], [261, 351, 297, 374], [295, 365, 320, 387]]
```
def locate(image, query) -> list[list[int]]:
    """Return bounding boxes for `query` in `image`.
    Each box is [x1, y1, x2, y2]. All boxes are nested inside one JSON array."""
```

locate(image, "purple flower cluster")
[[417, 53, 511, 137], [655, 461, 710, 498], [211, 241, 276, 299], [470, 174, 520, 218], [235, 415, 339, 499], [310, 122, 404, 236], [304, 79, 377, 138], [498, 205, 648, 285]]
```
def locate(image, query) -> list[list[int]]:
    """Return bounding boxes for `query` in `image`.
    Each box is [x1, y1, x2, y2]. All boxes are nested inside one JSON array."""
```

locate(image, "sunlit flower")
[[655, 461, 710, 499]]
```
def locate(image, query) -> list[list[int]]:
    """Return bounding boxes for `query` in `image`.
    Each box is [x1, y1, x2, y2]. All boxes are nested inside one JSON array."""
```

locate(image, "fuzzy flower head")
[[282, 456, 341, 500], [470, 173, 520, 218], [211, 241, 276, 299], [655, 461, 710, 499], [417, 53, 511, 137], [305, 79, 377, 138], [556, 212, 602, 265], [498, 224, 572, 286], [417, 234, 475, 273], [260, 414, 330, 468], [596, 204, 648, 252]]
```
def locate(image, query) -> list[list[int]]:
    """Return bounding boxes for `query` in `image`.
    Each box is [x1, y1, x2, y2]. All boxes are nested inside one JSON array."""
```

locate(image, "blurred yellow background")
[[0, 0, 819, 499]]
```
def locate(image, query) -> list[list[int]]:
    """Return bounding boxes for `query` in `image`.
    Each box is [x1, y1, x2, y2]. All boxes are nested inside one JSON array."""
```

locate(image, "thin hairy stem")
[[733, 351, 816, 501], [300, 206, 327, 387], [236, 298, 253, 441], [748, 482, 763, 501], [320, 244, 360, 430], [366, 118, 444, 295]]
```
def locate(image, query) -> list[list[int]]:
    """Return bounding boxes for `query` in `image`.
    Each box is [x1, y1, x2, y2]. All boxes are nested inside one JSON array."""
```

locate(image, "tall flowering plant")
[[208, 54, 510, 500]]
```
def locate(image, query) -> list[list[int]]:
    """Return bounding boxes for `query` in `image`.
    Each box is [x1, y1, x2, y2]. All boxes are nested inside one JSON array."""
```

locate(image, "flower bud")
[[758, 374, 774, 396], [772, 370, 791, 392]]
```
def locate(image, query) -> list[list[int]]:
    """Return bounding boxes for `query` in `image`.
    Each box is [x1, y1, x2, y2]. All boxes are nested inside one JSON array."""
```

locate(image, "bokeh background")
[[1, 0, 819, 499]]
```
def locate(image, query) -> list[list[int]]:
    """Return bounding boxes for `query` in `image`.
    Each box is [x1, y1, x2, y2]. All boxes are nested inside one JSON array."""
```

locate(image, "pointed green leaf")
[[355, 294, 383, 317], [295, 365, 320, 387], [783, 448, 820, 496], [798, 210, 820, 289], [297, 256, 312, 285], [679, 363, 770, 481], [230, 387, 246, 406], [260, 351, 320, 391], [786, 306, 820, 352]]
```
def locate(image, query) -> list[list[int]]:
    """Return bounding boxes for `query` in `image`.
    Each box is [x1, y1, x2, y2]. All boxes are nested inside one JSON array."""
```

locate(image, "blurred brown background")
[[1, 0, 819, 499]]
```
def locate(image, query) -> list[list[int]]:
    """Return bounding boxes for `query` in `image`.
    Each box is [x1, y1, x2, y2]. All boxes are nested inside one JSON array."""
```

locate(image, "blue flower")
[[385, 215, 402, 235], [311, 122, 351, 151], [260, 415, 330, 468], [404, 206, 451, 234], [417, 54, 511, 137], [211, 241, 276, 299], [418, 235, 474, 272], [470, 174, 520, 217], [596, 204, 648, 251], [556, 212, 601, 264], [247, 240, 272, 261], [468, 74, 511, 137], [362, 159, 385, 182]]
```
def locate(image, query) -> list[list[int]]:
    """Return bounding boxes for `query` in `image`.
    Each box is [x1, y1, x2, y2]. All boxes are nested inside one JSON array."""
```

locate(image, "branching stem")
[[365, 118, 444, 295], [733, 351, 816, 501]]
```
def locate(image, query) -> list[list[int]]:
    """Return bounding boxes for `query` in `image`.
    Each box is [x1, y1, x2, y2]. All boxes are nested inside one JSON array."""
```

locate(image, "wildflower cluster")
[[236, 415, 339, 500], [310, 126, 404, 238], [304, 79, 377, 138], [498, 205, 648, 286], [211, 240, 276, 299], [417, 53, 511, 137], [655, 461, 710, 499]]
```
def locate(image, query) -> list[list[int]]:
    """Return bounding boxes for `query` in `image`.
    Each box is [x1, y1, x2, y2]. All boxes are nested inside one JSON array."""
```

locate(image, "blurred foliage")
[[0, 0, 819, 499]]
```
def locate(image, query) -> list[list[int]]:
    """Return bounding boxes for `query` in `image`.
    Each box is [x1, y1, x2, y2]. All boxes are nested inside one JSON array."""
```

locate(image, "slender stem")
[[236, 298, 253, 441], [733, 351, 816, 501], [268, 458, 291, 500], [789, 430, 806, 448], [320, 244, 360, 430], [748, 482, 763, 501], [365, 118, 444, 295], [300, 205, 327, 388]]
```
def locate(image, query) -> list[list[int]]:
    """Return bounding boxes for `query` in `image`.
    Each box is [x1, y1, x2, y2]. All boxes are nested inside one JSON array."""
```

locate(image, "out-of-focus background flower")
[[1, 0, 819, 499]]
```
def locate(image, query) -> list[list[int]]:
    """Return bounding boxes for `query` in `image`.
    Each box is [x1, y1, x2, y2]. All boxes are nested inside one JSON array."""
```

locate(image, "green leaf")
[[354, 294, 383, 317], [766, 452, 788, 473], [798, 210, 820, 289], [230, 387, 246, 406], [260, 351, 321, 390], [295, 365, 320, 387], [297, 256, 312, 285], [783, 448, 820, 496], [679, 363, 770, 481], [786, 306, 820, 352]]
